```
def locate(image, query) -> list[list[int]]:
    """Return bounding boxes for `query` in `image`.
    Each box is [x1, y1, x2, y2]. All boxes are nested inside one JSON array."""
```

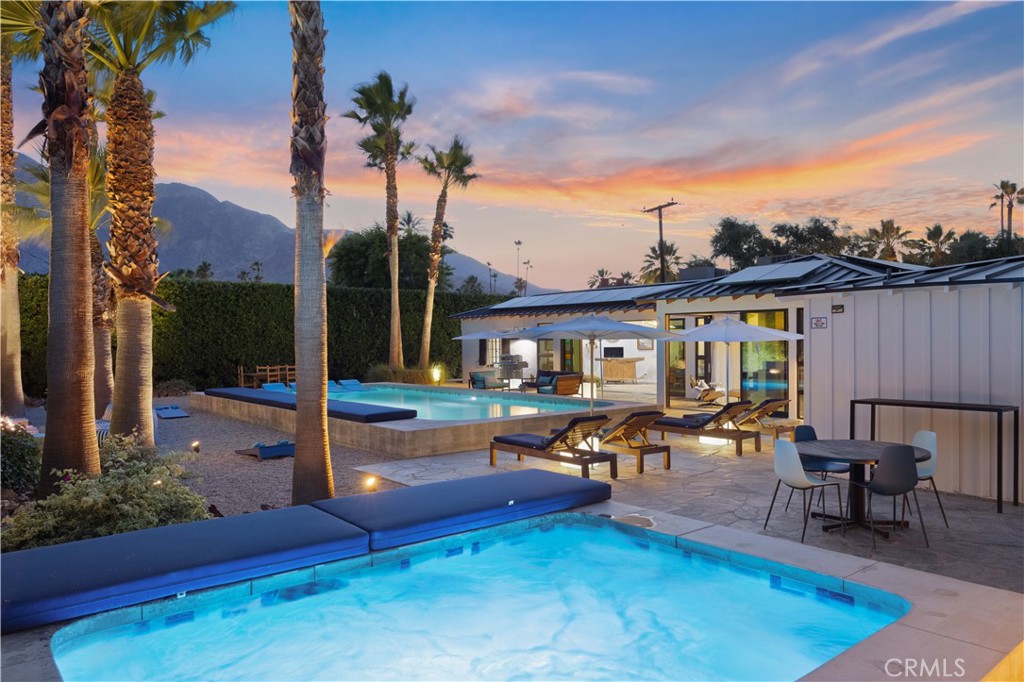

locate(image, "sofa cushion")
[[655, 413, 715, 429], [312, 470, 611, 550], [491, 432, 551, 450]]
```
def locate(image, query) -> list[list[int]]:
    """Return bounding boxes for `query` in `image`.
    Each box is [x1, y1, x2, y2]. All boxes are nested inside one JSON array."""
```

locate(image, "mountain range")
[[14, 155, 556, 295]]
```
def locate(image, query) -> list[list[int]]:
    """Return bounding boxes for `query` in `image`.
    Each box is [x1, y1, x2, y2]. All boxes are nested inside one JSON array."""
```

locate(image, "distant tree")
[[865, 219, 911, 261], [168, 268, 195, 279], [994, 181, 1023, 240], [490, 270, 498, 294], [456, 274, 484, 295], [237, 270, 250, 282], [946, 230, 993, 264], [710, 217, 775, 270], [588, 267, 612, 288], [990, 183, 1007, 237], [683, 254, 715, 268], [327, 223, 450, 290], [619, 271, 634, 284], [399, 209, 422, 235], [250, 260, 263, 283], [844, 232, 878, 258], [639, 241, 684, 283], [195, 260, 213, 280], [511, 277, 527, 296], [771, 217, 848, 255], [904, 224, 956, 266]]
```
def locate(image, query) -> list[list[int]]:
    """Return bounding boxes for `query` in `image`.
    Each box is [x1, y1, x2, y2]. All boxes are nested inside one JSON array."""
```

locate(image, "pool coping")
[[190, 384, 660, 457], [2, 503, 1021, 682]]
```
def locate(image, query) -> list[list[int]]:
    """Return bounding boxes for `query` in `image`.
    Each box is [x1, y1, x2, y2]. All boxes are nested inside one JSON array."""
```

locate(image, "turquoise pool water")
[[54, 521, 903, 681], [327, 385, 604, 421]]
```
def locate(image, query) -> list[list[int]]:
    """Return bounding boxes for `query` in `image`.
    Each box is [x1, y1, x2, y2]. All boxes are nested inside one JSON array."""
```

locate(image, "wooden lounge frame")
[[654, 401, 762, 456], [733, 398, 800, 440], [490, 415, 618, 479], [599, 410, 670, 474]]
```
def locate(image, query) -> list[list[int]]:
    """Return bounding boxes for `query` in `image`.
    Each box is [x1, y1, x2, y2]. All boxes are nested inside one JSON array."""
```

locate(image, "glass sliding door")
[[740, 310, 789, 414], [666, 316, 687, 406], [561, 339, 582, 372], [537, 339, 555, 371]]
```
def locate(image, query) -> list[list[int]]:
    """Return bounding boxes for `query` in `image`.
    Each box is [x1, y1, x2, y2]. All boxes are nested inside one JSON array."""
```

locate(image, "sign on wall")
[[810, 317, 828, 329]]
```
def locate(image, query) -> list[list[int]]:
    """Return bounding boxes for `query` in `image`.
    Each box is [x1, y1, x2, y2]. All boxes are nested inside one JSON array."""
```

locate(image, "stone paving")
[[357, 437, 1024, 594]]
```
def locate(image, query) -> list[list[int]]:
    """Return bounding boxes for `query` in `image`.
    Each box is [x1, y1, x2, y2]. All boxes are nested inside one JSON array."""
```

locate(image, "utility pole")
[[643, 199, 679, 283]]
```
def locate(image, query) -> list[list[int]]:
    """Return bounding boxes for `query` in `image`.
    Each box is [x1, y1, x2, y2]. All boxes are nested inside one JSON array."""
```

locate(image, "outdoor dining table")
[[796, 439, 931, 537]]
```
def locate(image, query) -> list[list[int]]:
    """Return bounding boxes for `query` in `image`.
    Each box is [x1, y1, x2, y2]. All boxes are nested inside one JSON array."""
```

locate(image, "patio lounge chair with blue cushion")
[[261, 382, 290, 392], [339, 379, 369, 391], [598, 410, 670, 474], [653, 401, 760, 456], [733, 398, 798, 440], [490, 415, 617, 479]]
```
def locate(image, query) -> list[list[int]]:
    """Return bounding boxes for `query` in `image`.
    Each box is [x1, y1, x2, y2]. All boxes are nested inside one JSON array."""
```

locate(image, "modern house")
[[456, 255, 1024, 501]]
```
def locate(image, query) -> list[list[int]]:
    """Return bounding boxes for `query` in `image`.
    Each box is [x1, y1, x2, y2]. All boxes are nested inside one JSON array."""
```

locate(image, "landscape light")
[[431, 366, 442, 385], [364, 476, 378, 492], [191, 441, 201, 453]]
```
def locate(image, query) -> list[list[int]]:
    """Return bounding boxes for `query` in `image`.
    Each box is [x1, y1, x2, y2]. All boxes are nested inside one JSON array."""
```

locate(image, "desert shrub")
[[364, 364, 395, 383], [392, 368, 435, 385], [0, 423, 41, 493], [154, 379, 196, 397], [1, 434, 208, 552]]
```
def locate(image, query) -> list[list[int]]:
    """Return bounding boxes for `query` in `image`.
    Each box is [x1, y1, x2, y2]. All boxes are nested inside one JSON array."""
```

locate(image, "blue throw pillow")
[[537, 375, 554, 386]]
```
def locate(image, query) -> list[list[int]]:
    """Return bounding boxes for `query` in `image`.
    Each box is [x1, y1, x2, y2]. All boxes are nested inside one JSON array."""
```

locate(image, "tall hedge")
[[18, 274, 503, 395]]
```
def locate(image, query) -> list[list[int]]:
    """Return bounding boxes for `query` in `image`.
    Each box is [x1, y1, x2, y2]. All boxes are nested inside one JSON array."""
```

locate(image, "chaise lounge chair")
[[597, 410, 670, 474], [653, 401, 761, 456], [732, 398, 799, 440], [338, 379, 369, 391], [489, 415, 617, 479], [261, 382, 290, 392]]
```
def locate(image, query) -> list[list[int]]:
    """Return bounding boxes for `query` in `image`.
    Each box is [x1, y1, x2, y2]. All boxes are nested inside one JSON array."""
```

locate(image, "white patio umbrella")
[[512, 315, 679, 414], [673, 317, 802, 405], [452, 329, 522, 340]]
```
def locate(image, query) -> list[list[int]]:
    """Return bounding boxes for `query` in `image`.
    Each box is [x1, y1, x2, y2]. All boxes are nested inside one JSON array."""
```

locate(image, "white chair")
[[905, 430, 949, 528], [764, 439, 845, 543]]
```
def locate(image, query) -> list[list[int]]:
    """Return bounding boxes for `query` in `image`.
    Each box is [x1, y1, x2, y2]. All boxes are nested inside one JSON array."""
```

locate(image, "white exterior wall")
[[803, 283, 1023, 501]]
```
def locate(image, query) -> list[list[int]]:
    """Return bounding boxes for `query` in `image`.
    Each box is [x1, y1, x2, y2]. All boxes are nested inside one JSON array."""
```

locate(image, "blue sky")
[[10, 1, 1024, 289]]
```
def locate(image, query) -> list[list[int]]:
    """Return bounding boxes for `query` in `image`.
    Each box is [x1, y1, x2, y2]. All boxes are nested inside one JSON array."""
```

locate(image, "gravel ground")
[[26, 395, 405, 517]]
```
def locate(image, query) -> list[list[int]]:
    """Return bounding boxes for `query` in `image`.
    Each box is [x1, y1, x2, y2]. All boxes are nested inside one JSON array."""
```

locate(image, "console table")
[[849, 398, 1020, 513]]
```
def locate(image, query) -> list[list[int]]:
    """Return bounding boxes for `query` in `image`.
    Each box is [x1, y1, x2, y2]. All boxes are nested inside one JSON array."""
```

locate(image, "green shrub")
[[0, 423, 41, 493], [154, 379, 196, 397], [364, 364, 395, 383], [392, 368, 435, 385], [1, 434, 208, 552], [19, 276, 505, 394]]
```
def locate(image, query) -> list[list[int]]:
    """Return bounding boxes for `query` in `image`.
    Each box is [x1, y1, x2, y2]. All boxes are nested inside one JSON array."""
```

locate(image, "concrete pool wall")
[[190, 383, 659, 457]]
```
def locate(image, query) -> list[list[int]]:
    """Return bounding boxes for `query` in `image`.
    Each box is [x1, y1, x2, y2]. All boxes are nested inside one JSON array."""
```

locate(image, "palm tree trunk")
[[38, 0, 99, 495], [1007, 202, 1014, 241], [105, 69, 160, 444], [289, 0, 333, 505], [1, 42, 26, 417], [385, 140, 403, 369], [419, 186, 448, 368], [91, 230, 113, 418]]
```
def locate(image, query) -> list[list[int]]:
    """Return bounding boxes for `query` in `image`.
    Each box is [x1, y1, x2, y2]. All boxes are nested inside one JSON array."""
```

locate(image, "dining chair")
[[764, 439, 845, 543], [785, 425, 851, 512], [851, 444, 929, 549], [901, 430, 949, 528]]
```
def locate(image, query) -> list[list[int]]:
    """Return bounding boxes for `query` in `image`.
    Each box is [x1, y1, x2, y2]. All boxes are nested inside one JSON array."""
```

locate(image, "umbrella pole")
[[589, 339, 596, 415]]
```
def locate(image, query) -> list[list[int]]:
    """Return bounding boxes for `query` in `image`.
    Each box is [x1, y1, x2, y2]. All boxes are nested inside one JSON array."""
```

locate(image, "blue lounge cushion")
[[655, 413, 715, 429], [536, 375, 555, 386], [0, 506, 369, 634], [154, 405, 189, 419], [339, 379, 368, 391], [204, 387, 415, 423], [312, 470, 611, 550], [491, 432, 552, 450], [261, 382, 290, 392]]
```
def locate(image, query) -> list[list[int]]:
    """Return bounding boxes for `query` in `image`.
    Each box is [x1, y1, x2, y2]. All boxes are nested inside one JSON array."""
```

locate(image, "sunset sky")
[[10, 1, 1024, 290]]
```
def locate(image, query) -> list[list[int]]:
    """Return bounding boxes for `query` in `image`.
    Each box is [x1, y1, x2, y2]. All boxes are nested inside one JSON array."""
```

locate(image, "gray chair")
[[785, 425, 850, 512], [851, 444, 929, 549], [764, 440, 845, 543]]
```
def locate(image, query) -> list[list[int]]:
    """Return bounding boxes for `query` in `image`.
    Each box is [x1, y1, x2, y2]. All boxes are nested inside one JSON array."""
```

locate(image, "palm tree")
[[417, 135, 477, 368], [344, 71, 415, 370], [0, 1, 45, 418], [865, 219, 911, 261], [195, 260, 213, 280], [288, 0, 333, 505], [906, 224, 956, 266], [588, 267, 612, 288], [990, 183, 1007, 238], [994, 181, 1024, 240], [34, 0, 99, 494], [638, 241, 683, 283], [619, 271, 634, 285], [87, 1, 233, 445], [17, 144, 114, 418], [399, 209, 422, 235]]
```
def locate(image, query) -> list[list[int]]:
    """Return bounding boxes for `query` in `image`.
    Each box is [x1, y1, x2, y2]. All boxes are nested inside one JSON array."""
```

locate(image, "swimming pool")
[[53, 519, 904, 681], [325, 385, 609, 421]]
